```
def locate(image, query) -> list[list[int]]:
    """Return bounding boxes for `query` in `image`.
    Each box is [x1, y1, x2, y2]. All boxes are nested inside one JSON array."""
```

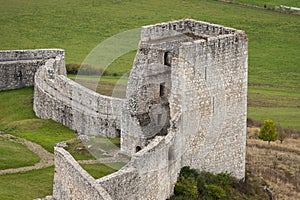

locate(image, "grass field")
[[0, 87, 122, 199], [0, 137, 40, 170], [0, 167, 54, 200], [0, 0, 299, 86], [0, 87, 77, 153]]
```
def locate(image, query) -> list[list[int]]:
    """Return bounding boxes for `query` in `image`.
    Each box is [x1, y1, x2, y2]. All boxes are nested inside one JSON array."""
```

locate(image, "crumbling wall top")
[[0, 49, 64, 62], [141, 19, 239, 42]]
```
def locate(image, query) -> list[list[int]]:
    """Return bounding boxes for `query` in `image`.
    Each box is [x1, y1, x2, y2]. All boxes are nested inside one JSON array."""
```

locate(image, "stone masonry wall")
[[0, 49, 64, 91], [171, 33, 248, 179], [34, 56, 123, 137], [53, 147, 113, 200], [54, 133, 182, 200]]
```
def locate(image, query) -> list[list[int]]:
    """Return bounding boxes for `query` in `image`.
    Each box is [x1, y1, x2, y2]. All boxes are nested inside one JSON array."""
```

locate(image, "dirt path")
[[0, 134, 54, 175], [0, 134, 127, 175]]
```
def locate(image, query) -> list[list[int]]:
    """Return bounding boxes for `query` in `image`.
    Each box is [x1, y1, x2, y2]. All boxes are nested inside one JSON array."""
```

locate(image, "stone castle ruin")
[[0, 19, 248, 199]]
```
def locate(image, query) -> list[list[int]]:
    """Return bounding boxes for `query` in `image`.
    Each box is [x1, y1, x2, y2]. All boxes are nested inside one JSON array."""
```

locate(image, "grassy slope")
[[0, 137, 40, 170], [0, 87, 76, 153], [0, 87, 120, 199], [247, 128, 300, 199], [248, 87, 300, 130], [0, 167, 54, 200]]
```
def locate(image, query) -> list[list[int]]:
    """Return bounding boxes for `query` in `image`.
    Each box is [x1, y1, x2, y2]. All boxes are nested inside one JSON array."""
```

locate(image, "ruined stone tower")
[[121, 20, 248, 179]]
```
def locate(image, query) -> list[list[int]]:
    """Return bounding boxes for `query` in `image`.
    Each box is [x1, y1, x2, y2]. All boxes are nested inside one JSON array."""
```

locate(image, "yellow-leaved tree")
[[259, 119, 278, 144]]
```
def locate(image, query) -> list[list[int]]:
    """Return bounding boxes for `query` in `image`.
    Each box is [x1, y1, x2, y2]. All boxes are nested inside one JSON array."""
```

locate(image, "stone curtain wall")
[[53, 147, 113, 200], [0, 49, 64, 91], [53, 134, 181, 200], [171, 31, 248, 179], [34, 56, 123, 137]]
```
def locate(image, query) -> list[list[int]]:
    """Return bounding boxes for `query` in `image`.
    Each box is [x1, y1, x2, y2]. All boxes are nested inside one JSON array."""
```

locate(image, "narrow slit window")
[[213, 97, 215, 114], [160, 82, 165, 97], [164, 52, 172, 67]]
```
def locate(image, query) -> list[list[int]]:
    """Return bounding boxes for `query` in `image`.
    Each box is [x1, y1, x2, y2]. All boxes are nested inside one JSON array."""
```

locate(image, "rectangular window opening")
[[160, 82, 165, 97]]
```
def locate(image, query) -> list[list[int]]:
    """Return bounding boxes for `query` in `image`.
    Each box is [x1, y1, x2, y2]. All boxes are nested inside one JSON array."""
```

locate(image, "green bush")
[[174, 176, 198, 198], [197, 171, 233, 199], [204, 184, 226, 199], [180, 166, 199, 179], [173, 167, 235, 199], [65, 63, 80, 74]]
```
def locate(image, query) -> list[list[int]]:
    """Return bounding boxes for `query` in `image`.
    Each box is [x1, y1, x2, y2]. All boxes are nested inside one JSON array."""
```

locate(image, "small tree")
[[277, 125, 287, 144], [259, 119, 278, 144]]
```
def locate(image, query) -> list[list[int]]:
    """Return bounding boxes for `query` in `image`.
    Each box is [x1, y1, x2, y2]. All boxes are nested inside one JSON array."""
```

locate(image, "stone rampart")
[[34, 56, 122, 137], [54, 133, 181, 200], [0, 49, 64, 91], [53, 147, 113, 200], [171, 32, 247, 179]]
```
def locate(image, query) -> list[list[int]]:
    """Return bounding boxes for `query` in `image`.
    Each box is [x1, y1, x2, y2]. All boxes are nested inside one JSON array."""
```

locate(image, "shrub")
[[66, 63, 80, 74], [204, 184, 226, 199], [171, 168, 270, 200], [277, 125, 287, 144], [259, 119, 278, 144], [174, 176, 198, 198], [197, 171, 233, 199], [174, 166, 199, 198], [180, 166, 199, 179]]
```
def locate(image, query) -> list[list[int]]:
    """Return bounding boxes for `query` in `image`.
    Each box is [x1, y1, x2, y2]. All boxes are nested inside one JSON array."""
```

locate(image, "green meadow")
[[0, 137, 40, 170], [0, 167, 54, 200]]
